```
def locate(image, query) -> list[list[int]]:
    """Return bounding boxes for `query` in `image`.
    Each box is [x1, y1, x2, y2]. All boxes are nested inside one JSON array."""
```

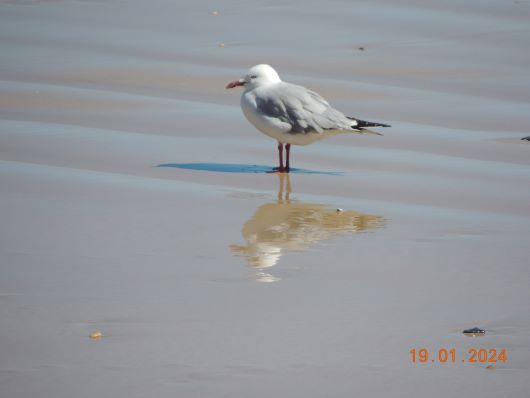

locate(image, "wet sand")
[[1, 1, 530, 397]]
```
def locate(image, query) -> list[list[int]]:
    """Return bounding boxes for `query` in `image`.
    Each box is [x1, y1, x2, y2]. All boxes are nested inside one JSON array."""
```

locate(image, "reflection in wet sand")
[[230, 174, 385, 282]]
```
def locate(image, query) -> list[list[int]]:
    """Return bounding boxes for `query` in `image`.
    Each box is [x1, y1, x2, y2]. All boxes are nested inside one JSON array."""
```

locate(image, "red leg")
[[277, 142, 285, 172], [285, 144, 291, 172]]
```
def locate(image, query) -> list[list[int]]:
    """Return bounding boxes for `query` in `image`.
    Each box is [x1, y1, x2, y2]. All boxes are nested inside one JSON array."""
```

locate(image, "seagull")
[[226, 64, 390, 172]]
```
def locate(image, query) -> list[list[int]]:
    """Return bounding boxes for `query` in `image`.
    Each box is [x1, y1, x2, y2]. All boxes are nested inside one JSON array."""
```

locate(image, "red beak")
[[226, 79, 245, 89]]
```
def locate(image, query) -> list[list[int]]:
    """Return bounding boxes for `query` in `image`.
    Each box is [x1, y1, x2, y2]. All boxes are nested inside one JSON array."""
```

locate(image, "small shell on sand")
[[89, 331, 103, 340]]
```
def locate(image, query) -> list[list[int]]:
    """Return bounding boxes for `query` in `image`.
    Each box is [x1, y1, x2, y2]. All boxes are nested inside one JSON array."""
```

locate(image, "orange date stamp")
[[409, 348, 507, 364]]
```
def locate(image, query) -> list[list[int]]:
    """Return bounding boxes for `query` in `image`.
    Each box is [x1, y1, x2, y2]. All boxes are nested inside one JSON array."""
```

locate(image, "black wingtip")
[[347, 117, 391, 128]]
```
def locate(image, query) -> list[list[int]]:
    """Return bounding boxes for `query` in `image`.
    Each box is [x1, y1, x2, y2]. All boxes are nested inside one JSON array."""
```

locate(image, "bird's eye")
[[250, 75, 258, 79]]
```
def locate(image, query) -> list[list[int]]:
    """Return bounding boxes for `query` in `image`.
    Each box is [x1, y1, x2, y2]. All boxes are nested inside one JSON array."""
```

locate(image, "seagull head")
[[226, 64, 281, 90]]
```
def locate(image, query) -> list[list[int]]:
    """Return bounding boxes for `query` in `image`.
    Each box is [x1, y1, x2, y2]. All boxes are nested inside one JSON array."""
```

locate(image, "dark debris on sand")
[[463, 327, 486, 336]]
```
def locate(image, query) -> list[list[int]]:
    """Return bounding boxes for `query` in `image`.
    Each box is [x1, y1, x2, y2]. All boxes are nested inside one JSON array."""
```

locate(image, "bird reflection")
[[230, 173, 384, 282]]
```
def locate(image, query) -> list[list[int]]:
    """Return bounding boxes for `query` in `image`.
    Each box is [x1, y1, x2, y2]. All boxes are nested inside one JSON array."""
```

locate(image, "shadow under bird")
[[226, 64, 390, 172]]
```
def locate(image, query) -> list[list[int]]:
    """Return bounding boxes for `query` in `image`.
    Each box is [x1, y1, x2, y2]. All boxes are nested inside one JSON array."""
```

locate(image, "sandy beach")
[[1, 1, 530, 397]]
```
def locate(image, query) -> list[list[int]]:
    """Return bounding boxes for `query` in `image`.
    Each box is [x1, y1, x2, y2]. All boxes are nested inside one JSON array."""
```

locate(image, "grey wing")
[[301, 88, 359, 132], [255, 83, 356, 134]]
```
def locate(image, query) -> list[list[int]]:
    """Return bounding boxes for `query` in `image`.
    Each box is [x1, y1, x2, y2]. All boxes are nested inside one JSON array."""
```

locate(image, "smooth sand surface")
[[1, 1, 530, 397]]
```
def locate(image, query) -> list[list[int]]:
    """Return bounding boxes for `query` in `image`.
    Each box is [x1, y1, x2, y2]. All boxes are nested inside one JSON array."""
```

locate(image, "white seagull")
[[226, 64, 390, 172]]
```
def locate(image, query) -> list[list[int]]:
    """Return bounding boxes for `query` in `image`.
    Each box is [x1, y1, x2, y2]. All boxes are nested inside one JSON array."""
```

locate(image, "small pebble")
[[89, 331, 103, 340], [218, 43, 225, 48], [358, 46, 365, 51], [463, 327, 485, 336]]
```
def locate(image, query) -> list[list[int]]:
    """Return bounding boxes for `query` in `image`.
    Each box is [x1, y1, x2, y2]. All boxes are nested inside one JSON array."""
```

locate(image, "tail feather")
[[355, 128, 383, 136]]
